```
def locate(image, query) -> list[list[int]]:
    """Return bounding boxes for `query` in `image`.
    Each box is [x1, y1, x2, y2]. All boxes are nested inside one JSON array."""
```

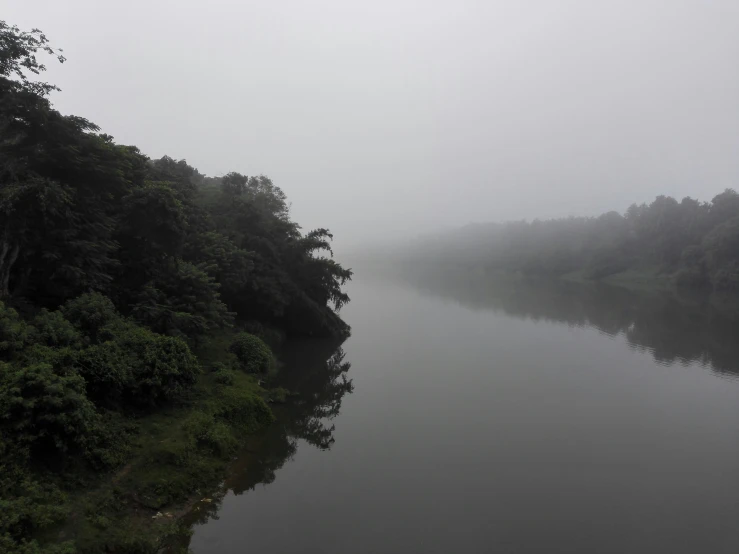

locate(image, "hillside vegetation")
[[0, 21, 351, 553]]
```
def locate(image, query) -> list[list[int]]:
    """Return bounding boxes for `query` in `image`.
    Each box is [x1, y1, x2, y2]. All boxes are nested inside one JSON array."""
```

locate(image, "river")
[[187, 269, 739, 553]]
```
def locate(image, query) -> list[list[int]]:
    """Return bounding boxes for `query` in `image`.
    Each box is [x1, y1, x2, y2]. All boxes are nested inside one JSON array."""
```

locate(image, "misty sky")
[[5, 0, 739, 249]]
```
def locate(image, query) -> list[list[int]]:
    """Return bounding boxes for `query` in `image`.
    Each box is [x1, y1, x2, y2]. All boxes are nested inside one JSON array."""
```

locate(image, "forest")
[[398, 190, 739, 290], [0, 22, 351, 553]]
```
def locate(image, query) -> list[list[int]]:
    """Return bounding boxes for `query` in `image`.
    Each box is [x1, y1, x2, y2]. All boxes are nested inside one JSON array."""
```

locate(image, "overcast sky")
[[5, 0, 739, 249]]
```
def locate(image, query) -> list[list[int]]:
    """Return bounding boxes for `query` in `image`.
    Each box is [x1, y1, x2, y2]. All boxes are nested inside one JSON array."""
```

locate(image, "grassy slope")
[[46, 330, 274, 553]]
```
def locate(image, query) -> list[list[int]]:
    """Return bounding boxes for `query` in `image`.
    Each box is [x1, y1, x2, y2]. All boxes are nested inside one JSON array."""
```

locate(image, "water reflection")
[[393, 267, 739, 378], [181, 339, 353, 536]]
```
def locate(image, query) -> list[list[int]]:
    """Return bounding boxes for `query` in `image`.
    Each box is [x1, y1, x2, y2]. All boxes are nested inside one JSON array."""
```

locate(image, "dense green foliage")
[[0, 20, 351, 552], [229, 333, 274, 374], [401, 191, 739, 290], [0, 21, 351, 340], [0, 297, 201, 550]]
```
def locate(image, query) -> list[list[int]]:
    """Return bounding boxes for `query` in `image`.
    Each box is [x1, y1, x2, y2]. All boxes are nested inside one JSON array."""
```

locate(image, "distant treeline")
[[400, 191, 739, 290]]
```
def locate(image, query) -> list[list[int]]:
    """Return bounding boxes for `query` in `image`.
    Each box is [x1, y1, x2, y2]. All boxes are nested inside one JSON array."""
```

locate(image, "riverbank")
[[560, 267, 674, 291], [27, 330, 283, 554]]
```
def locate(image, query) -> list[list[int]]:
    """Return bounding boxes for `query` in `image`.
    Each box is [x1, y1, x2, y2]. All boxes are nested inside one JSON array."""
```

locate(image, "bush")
[[61, 293, 119, 343], [72, 342, 132, 407], [0, 302, 31, 359], [31, 309, 80, 348], [212, 385, 274, 431], [0, 477, 68, 544], [183, 411, 238, 457], [228, 333, 273, 374], [213, 368, 235, 386], [198, 421, 238, 457], [0, 536, 75, 554], [268, 387, 289, 403], [208, 361, 228, 373], [116, 325, 199, 407], [0, 363, 102, 459]]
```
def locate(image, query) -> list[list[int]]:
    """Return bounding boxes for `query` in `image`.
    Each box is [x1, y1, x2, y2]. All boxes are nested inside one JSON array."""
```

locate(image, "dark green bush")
[[213, 368, 236, 386], [0, 477, 69, 544], [0, 536, 75, 554], [31, 309, 80, 348], [212, 385, 274, 431], [208, 361, 228, 373], [0, 302, 31, 359], [183, 411, 238, 457], [72, 342, 132, 407], [268, 387, 289, 403], [116, 325, 199, 407], [198, 421, 238, 457], [228, 333, 273, 374], [61, 293, 120, 343], [0, 363, 101, 458]]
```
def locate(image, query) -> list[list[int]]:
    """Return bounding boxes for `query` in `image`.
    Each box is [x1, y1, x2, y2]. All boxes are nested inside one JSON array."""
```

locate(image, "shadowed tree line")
[[397, 191, 739, 290], [0, 22, 351, 339], [397, 267, 739, 378]]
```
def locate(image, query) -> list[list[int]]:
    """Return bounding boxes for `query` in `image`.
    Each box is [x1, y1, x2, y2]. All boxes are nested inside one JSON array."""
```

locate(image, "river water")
[[188, 270, 739, 554]]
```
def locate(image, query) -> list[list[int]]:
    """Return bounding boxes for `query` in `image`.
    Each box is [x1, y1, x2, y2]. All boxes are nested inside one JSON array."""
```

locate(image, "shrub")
[[268, 387, 289, 404], [228, 333, 273, 374], [213, 368, 235, 386], [0, 363, 102, 459], [0, 536, 75, 554], [208, 362, 228, 373], [30, 309, 80, 348], [0, 477, 68, 544], [212, 385, 274, 431], [0, 302, 31, 359], [183, 411, 238, 457], [198, 421, 238, 457], [116, 325, 199, 407], [72, 342, 132, 407], [61, 293, 119, 343]]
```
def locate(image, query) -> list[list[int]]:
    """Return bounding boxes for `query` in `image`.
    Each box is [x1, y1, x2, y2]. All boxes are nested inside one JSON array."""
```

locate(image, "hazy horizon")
[[6, 0, 739, 250]]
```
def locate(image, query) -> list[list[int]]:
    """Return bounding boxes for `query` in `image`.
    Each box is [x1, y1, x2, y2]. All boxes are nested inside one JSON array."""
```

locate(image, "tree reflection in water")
[[390, 266, 739, 378], [180, 339, 353, 533]]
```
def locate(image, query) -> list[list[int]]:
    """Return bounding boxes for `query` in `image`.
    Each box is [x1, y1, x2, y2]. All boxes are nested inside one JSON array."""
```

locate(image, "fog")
[[6, 0, 739, 250]]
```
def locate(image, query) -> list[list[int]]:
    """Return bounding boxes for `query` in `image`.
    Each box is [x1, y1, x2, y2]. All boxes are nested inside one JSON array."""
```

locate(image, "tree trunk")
[[0, 240, 19, 299]]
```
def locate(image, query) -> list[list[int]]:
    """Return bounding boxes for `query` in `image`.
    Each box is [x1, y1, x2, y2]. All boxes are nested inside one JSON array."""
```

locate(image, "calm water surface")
[[188, 272, 739, 553]]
